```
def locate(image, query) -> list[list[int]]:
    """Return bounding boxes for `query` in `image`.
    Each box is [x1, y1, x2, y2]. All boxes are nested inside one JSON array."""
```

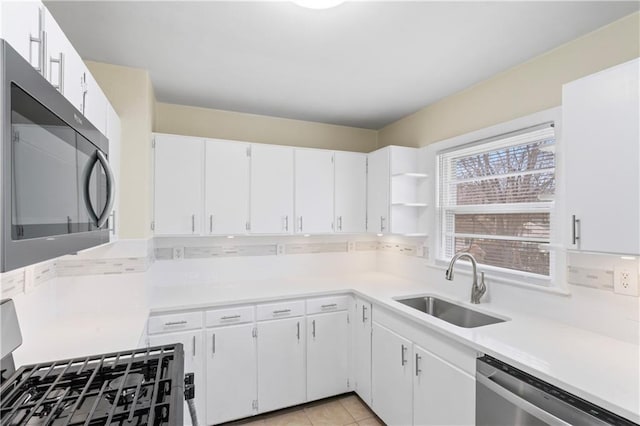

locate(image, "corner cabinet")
[[367, 146, 428, 236], [153, 134, 204, 236], [353, 297, 372, 404], [563, 58, 640, 255]]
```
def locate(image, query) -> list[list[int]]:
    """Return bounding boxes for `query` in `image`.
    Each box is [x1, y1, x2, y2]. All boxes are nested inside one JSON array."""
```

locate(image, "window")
[[437, 123, 556, 280]]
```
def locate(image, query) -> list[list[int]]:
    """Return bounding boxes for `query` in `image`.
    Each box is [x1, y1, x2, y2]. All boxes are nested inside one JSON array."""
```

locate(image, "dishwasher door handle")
[[476, 374, 571, 426]]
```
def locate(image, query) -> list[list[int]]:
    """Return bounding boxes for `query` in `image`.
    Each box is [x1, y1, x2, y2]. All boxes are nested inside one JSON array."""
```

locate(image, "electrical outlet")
[[614, 267, 639, 296], [276, 244, 285, 255], [173, 247, 184, 260]]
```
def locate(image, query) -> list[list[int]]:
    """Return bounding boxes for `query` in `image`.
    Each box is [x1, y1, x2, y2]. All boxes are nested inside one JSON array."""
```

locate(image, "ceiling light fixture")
[[292, 0, 345, 10]]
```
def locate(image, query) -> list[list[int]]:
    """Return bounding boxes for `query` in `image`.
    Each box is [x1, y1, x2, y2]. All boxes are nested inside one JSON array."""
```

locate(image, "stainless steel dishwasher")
[[476, 355, 638, 426]]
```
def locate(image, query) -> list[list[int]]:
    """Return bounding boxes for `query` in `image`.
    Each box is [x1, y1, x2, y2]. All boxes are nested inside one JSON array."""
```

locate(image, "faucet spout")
[[445, 252, 486, 304]]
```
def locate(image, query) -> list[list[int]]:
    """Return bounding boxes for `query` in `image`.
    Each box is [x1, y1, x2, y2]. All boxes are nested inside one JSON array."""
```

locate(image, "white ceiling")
[[45, 1, 639, 129]]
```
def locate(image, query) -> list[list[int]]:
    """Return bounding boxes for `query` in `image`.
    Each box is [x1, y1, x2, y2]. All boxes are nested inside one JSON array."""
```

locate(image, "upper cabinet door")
[[250, 144, 294, 234], [367, 148, 390, 233], [563, 59, 640, 255], [335, 152, 367, 234], [294, 149, 334, 234], [82, 71, 108, 135], [204, 139, 250, 235], [154, 134, 204, 236], [1, 1, 43, 70]]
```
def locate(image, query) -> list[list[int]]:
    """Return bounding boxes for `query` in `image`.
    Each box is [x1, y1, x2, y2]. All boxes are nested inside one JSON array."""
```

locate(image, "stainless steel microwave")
[[0, 39, 115, 272]]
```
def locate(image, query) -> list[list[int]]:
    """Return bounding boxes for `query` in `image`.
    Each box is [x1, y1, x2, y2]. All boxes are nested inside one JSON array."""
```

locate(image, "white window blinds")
[[437, 123, 556, 278]]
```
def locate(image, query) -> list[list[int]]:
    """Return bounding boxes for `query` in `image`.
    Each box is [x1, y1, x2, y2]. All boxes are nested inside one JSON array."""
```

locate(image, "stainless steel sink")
[[396, 296, 505, 328]]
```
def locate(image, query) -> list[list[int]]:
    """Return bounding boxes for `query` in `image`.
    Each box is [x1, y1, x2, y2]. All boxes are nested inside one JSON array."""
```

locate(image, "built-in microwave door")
[[10, 83, 80, 240]]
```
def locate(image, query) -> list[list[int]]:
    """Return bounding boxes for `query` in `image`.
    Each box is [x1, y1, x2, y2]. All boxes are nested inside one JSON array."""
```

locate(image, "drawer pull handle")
[[321, 304, 337, 309], [164, 320, 188, 326], [401, 344, 407, 366], [273, 309, 291, 315], [221, 315, 241, 320]]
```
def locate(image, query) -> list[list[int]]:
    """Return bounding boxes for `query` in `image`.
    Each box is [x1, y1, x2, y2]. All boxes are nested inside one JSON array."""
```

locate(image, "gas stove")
[[0, 300, 197, 426], [0, 345, 194, 425]]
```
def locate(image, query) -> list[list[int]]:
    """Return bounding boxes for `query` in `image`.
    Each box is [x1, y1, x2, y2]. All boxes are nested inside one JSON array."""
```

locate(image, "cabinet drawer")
[[148, 311, 203, 334], [307, 295, 350, 315], [257, 300, 305, 321], [206, 306, 255, 327]]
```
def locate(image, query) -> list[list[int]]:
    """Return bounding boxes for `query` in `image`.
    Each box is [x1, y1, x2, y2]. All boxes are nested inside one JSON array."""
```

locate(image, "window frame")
[[430, 107, 566, 290]]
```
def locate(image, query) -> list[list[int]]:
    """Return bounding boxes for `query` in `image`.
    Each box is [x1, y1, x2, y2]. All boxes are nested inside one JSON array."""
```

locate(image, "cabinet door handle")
[[29, 7, 45, 74], [296, 321, 300, 341], [362, 305, 368, 323], [401, 344, 407, 366], [380, 216, 385, 232], [284, 215, 289, 232], [49, 52, 64, 93], [192, 335, 196, 357], [572, 215, 580, 245], [415, 354, 422, 376], [191, 214, 196, 233], [210, 214, 214, 233], [299, 216, 303, 232], [212, 333, 216, 355], [312, 319, 316, 338], [339, 216, 343, 231]]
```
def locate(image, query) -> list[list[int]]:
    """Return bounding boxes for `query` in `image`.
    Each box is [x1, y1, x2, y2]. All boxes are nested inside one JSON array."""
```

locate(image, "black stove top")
[[0, 344, 187, 425]]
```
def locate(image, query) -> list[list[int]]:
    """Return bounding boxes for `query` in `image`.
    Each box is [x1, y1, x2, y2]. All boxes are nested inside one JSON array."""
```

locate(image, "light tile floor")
[[222, 394, 385, 426]]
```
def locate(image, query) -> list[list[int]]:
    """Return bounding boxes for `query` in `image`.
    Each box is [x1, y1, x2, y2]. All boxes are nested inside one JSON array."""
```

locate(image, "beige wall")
[[86, 61, 155, 239], [378, 12, 640, 148], [154, 102, 378, 153]]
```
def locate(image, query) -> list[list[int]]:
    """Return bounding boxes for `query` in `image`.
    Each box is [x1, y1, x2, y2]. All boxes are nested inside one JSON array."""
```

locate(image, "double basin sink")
[[395, 295, 506, 328]]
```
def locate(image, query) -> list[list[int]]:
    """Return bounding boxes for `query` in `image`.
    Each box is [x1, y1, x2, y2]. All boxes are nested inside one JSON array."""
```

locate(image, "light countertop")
[[15, 272, 640, 423]]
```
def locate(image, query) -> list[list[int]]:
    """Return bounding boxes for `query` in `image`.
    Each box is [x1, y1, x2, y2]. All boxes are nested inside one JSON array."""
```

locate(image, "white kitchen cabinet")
[[148, 330, 205, 426], [335, 152, 367, 233], [563, 58, 640, 255], [106, 104, 121, 241], [367, 148, 390, 233], [294, 149, 334, 234], [257, 317, 306, 412], [250, 144, 294, 234], [307, 311, 349, 401], [204, 139, 250, 235], [371, 322, 413, 426], [82, 70, 108, 135], [353, 297, 372, 404], [153, 134, 204, 235], [205, 324, 258, 425], [413, 345, 475, 426], [1, 1, 43, 71]]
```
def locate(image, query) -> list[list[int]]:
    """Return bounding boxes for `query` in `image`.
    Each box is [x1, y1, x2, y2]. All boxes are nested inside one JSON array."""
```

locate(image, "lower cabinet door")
[[307, 311, 349, 401], [413, 345, 475, 426], [206, 324, 257, 425], [257, 317, 306, 412], [148, 331, 204, 426], [353, 298, 372, 404], [371, 323, 413, 426]]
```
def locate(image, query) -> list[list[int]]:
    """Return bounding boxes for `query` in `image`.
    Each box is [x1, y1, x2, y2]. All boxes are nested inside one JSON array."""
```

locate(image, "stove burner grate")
[[0, 345, 184, 425]]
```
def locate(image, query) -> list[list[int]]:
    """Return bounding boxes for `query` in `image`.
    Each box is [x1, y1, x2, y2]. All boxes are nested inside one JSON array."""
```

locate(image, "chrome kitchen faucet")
[[445, 252, 487, 304]]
